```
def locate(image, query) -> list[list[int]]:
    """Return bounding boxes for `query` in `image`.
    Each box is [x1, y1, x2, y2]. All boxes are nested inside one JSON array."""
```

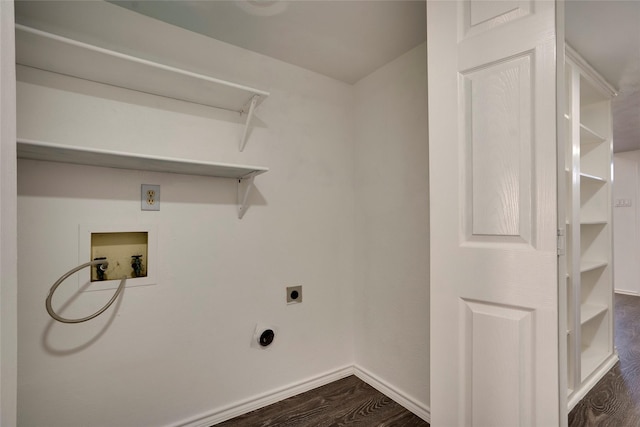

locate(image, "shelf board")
[[580, 172, 607, 183], [17, 139, 268, 179], [580, 124, 606, 145], [581, 344, 609, 382], [580, 221, 608, 226], [580, 220, 607, 226], [580, 304, 607, 326], [15, 24, 269, 114], [580, 260, 608, 274]]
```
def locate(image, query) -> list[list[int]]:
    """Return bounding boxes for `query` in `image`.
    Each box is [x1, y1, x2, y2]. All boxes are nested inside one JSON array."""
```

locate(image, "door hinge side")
[[557, 228, 566, 256]]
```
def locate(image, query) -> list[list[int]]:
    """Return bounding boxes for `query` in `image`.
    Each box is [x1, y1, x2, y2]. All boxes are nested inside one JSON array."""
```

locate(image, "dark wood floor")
[[216, 294, 640, 427], [569, 293, 640, 426], [215, 375, 429, 426]]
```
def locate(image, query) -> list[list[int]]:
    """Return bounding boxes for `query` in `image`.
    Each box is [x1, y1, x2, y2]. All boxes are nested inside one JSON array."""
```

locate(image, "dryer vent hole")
[[259, 329, 275, 347]]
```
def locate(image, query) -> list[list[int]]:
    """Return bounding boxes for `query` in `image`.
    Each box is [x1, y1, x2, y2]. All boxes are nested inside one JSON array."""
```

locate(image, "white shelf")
[[580, 304, 607, 325], [580, 124, 606, 145], [15, 24, 269, 152], [581, 343, 609, 382], [579, 260, 608, 274], [17, 139, 267, 178], [580, 172, 607, 183], [580, 220, 607, 226], [17, 139, 268, 218]]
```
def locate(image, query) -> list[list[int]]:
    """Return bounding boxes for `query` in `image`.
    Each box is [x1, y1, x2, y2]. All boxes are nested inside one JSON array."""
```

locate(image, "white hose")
[[45, 260, 126, 324]]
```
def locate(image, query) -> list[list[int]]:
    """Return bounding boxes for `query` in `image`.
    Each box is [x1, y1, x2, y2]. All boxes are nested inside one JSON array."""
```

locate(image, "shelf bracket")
[[239, 95, 259, 152], [237, 172, 258, 219]]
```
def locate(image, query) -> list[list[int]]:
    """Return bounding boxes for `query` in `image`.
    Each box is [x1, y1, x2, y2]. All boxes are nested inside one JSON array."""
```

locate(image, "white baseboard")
[[174, 364, 430, 426], [353, 366, 431, 423], [175, 365, 354, 427], [615, 289, 639, 297], [353, 365, 431, 423]]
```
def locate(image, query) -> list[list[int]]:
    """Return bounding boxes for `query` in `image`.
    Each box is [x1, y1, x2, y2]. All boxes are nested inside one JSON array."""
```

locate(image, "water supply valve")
[[131, 255, 143, 277], [94, 257, 108, 281]]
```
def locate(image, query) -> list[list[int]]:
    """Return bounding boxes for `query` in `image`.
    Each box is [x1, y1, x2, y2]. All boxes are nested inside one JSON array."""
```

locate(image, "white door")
[[428, 1, 563, 426]]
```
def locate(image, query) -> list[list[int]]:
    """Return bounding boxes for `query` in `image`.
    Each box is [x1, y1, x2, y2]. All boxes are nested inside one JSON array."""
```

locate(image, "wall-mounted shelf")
[[17, 139, 267, 218], [15, 24, 269, 152]]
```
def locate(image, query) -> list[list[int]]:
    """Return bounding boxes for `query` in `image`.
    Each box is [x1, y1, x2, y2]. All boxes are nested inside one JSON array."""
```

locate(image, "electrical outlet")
[[141, 184, 160, 211]]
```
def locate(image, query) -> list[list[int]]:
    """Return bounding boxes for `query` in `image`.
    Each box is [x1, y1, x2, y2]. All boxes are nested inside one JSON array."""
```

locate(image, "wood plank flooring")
[[217, 293, 640, 426], [214, 375, 429, 426], [569, 293, 640, 426]]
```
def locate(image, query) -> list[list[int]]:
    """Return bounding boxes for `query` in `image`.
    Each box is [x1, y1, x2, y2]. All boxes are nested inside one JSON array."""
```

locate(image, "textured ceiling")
[[109, 0, 427, 85], [566, 0, 640, 152]]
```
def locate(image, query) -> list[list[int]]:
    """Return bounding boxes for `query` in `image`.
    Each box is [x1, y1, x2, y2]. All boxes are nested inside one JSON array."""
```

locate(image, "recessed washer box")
[[79, 224, 157, 291]]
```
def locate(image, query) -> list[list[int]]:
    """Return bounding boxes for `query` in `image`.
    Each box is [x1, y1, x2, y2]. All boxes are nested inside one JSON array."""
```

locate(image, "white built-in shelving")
[[15, 24, 269, 152], [564, 45, 618, 410], [15, 24, 272, 218]]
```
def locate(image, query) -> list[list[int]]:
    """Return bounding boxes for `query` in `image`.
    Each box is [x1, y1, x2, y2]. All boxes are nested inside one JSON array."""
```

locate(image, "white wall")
[[353, 44, 430, 412], [16, 3, 356, 426], [0, 1, 18, 425], [613, 150, 640, 294]]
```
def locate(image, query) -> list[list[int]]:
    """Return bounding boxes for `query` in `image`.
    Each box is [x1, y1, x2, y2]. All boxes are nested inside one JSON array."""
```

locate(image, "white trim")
[[173, 365, 431, 426], [174, 366, 353, 427], [353, 365, 431, 423], [615, 289, 639, 297], [565, 44, 617, 96]]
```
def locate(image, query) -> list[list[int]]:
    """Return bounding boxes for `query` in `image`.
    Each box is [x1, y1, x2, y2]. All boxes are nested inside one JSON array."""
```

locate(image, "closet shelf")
[[580, 124, 606, 145], [580, 304, 607, 325], [17, 139, 268, 219], [580, 172, 607, 183], [15, 24, 269, 152], [580, 220, 607, 226], [580, 344, 609, 382], [579, 260, 608, 274]]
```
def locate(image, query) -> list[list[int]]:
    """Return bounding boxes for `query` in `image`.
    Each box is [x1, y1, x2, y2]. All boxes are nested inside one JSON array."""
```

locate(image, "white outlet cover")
[[141, 184, 160, 211], [79, 224, 158, 292]]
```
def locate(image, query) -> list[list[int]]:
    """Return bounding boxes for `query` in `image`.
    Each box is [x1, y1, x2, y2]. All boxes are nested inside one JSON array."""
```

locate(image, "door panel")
[[428, 1, 562, 425], [461, 299, 534, 426], [462, 53, 532, 242]]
